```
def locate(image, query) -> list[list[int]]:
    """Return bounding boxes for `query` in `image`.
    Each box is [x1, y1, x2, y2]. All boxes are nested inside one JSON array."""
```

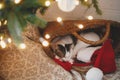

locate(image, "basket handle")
[[72, 23, 110, 45]]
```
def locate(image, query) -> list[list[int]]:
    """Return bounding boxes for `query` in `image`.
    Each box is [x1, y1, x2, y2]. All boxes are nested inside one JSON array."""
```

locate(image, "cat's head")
[[51, 35, 75, 59]]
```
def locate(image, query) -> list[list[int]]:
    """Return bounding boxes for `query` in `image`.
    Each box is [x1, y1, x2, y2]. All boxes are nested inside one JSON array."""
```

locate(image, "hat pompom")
[[86, 67, 103, 80]]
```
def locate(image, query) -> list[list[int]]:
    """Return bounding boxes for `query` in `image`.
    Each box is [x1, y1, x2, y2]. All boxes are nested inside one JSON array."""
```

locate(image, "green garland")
[[0, 0, 48, 45], [0, 0, 101, 46]]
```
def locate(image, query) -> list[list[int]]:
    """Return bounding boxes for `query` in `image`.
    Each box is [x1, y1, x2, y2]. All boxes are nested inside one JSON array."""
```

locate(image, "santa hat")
[[53, 39, 116, 74], [92, 39, 116, 74]]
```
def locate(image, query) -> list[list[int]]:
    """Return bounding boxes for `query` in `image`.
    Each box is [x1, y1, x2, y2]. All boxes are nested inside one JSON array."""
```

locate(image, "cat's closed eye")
[[58, 44, 66, 55]]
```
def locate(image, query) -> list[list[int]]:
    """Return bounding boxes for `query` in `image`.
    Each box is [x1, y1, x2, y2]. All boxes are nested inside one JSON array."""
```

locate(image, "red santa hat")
[[53, 39, 116, 74], [92, 39, 116, 74]]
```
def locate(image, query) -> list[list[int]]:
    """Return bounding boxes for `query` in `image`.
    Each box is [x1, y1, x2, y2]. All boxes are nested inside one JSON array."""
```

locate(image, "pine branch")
[[92, 0, 102, 15], [7, 12, 23, 45], [26, 14, 47, 28], [0, 0, 48, 45], [79, 0, 102, 15], [80, 0, 91, 8]]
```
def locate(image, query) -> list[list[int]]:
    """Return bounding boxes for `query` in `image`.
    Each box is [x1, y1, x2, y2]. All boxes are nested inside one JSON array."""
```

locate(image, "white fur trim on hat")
[[73, 32, 100, 54], [77, 46, 101, 63], [86, 67, 103, 80]]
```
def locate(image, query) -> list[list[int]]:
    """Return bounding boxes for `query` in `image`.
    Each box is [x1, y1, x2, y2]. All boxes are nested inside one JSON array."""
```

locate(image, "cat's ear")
[[65, 44, 72, 51]]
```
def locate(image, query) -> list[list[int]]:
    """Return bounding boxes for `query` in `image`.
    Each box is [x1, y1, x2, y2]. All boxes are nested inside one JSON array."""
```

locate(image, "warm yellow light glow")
[[75, 0, 79, 5], [87, 16, 93, 20], [0, 3, 3, 9], [84, 0, 88, 2], [42, 40, 49, 47], [4, 20, 7, 25], [19, 43, 26, 49], [57, 17, 62, 22], [45, 34, 50, 39], [14, 0, 21, 4], [55, 0, 59, 2], [45, 0, 51, 7], [78, 24, 84, 29], [0, 21, 1, 26], [0, 36, 3, 40], [39, 37, 49, 47], [7, 38, 12, 43], [0, 41, 6, 48]]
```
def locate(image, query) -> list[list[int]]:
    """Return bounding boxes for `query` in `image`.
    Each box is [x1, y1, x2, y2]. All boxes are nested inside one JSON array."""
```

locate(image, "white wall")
[[37, 0, 120, 22]]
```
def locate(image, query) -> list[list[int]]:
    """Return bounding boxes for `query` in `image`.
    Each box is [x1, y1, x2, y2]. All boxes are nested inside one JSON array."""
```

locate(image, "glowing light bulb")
[[84, 0, 88, 2], [45, 0, 51, 7], [87, 16, 93, 20], [14, 0, 21, 4], [57, 17, 62, 22], [0, 36, 3, 40], [45, 34, 50, 39], [78, 24, 84, 29], [19, 43, 26, 49], [7, 38, 12, 43], [0, 3, 3, 9], [75, 0, 79, 5], [0, 41, 6, 48], [0, 21, 1, 26], [42, 40, 49, 47], [55, 0, 59, 2], [39, 37, 49, 47], [4, 20, 7, 25]]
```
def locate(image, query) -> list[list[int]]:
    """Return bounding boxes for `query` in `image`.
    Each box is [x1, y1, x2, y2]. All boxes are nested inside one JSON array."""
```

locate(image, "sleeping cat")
[[51, 32, 101, 63], [51, 32, 103, 80], [51, 35, 76, 63]]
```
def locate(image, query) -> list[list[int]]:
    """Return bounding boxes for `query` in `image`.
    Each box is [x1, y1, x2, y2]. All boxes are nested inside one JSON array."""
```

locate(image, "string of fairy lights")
[[0, 20, 26, 49], [0, 19, 11, 49], [0, 0, 94, 49], [40, 15, 93, 47], [39, 0, 94, 47], [0, 0, 27, 49]]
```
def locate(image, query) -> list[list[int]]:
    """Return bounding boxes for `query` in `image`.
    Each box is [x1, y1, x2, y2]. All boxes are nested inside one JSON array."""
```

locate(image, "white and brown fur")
[[51, 35, 84, 80], [50, 31, 103, 80]]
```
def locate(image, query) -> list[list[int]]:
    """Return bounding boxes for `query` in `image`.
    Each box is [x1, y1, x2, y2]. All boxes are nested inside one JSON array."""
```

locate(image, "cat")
[[51, 35, 76, 63], [51, 32, 101, 63], [51, 32, 103, 80]]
